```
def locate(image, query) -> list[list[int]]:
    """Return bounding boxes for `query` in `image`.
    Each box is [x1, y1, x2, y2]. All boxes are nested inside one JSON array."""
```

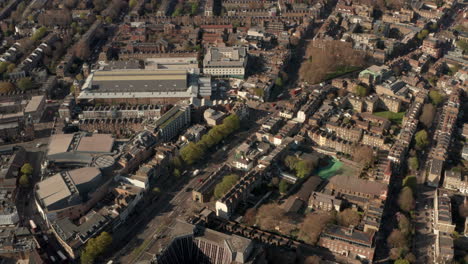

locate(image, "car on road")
[[185, 187, 193, 192], [36, 143, 45, 148]]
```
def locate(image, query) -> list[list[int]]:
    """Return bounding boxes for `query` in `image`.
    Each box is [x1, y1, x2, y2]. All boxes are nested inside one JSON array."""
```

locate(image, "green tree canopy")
[[16, 78, 34, 91], [190, 2, 199, 15], [417, 29, 429, 40], [278, 179, 289, 194], [81, 232, 112, 264], [402, 175, 417, 192], [415, 130, 428, 149], [355, 85, 368, 97], [275, 77, 283, 87], [181, 115, 239, 164], [214, 174, 239, 199], [408, 157, 419, 171], [31, 27, 47, 41], [429, 90, 444, 106], [398, 187, 415, 213], [129, 0, 137, 8], [456, 39, 468, 53], [0, 62, 14, 74], [284, 155, 316, 178], [21, 163, 33, 175], [19, 174, 29, 186], [180, 142, 205, 165], [394, 259, 410, 264]]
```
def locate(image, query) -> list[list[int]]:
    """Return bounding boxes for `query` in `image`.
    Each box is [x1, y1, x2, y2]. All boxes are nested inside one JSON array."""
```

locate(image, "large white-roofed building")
[[77, 69, 211, 104]]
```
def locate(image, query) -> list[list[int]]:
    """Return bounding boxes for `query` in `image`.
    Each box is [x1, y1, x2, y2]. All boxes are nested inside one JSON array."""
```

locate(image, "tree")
[[402, 176, 417, 192], [222, 114, 240, 132], [19, 174, 29, 186], [419, 104, 435, 128], [456, 39, 468, 53], [180, 142, 204, 165], [129, 0, 137, 8], [81, 232, 112, 264], [387, 229, 408, 248], [256, 203, 289, 231], [429, 90, 444, 106], [278, 180, 289, 194], [304, 256, 321, 264], [417, 29, 429, 40], [395, 259, 410, 264], [459, 202, 468, 218], [337, 209, 361, 227], [16, 78, 34, 91], [295, 160, 314, 178], [299, 211, 335, 245], [353, 146, 374, 166], [275, 77, 283, 87], [105, 16, 112, 23], [21, 163, 33, 175], [398, 214, 411, 236], [415, 130, 428, 149], [398, 187, 415, 212], [31, 27, 47, 41], [408, 157, 419, 171], [243, 208, 257, 225], [214, 174, 239, 199], [271, 177, 280, 186], [0, 82, 14, 93], [355, 85, 368, 97], [299, 40, 366, 84], [64, 0, 78, 9], [173, 168, 181, 177], [404, 253, 416, 263], [190, 2, 199, 15]]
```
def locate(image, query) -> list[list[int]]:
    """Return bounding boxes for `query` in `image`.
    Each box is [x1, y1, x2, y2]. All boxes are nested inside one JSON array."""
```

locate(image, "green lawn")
[[325, 65, 363, 80], [373, 111, 406, 124]]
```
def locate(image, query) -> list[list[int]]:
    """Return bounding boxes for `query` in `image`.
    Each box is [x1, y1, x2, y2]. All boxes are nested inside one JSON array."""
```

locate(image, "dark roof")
[[87, 70, 188, 93], [322, 224, 374, 247]]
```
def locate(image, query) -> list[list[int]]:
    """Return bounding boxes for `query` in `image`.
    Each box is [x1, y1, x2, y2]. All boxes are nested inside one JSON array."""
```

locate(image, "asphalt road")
[[110, 109, 271, 263]]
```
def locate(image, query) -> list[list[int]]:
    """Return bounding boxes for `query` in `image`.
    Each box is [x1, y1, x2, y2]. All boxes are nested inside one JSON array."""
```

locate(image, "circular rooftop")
[[93, 155, 115, 169]]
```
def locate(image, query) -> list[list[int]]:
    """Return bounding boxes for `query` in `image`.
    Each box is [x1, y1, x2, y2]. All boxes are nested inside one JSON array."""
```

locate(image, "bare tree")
[[459, 202, 468, 218], [353, 145, 374, 167], [419, 104, 436, 128], [304, 255, 322, 264], [257, 204, 288, 232], [299, 40, 366, 84], [387, 229, 408, 249], [337, 209, 361, 227], [299, 211, 335, 245], [398, 186, 415, 212], [243, 208, 257, 226]]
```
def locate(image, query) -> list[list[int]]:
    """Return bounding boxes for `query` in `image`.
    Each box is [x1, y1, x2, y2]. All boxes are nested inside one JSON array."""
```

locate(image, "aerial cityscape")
[[0, 0, 467, 264]]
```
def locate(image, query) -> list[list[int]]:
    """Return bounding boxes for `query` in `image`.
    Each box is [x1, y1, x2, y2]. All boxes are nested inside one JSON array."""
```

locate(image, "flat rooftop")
[[84, 69, 189, 93], [69, 167, 101, 186], [48, 134, 74, 156], [36, 173, 72, 208], [76, 134, 114, 153]]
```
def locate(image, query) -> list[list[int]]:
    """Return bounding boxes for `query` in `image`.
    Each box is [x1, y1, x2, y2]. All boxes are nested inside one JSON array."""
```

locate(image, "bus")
[[29, 220, 37, 231], [57, 250, 67, 261]]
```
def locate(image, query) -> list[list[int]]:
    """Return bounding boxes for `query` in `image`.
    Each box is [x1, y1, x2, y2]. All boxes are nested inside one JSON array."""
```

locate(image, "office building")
[[203, 47, 248, 78]]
